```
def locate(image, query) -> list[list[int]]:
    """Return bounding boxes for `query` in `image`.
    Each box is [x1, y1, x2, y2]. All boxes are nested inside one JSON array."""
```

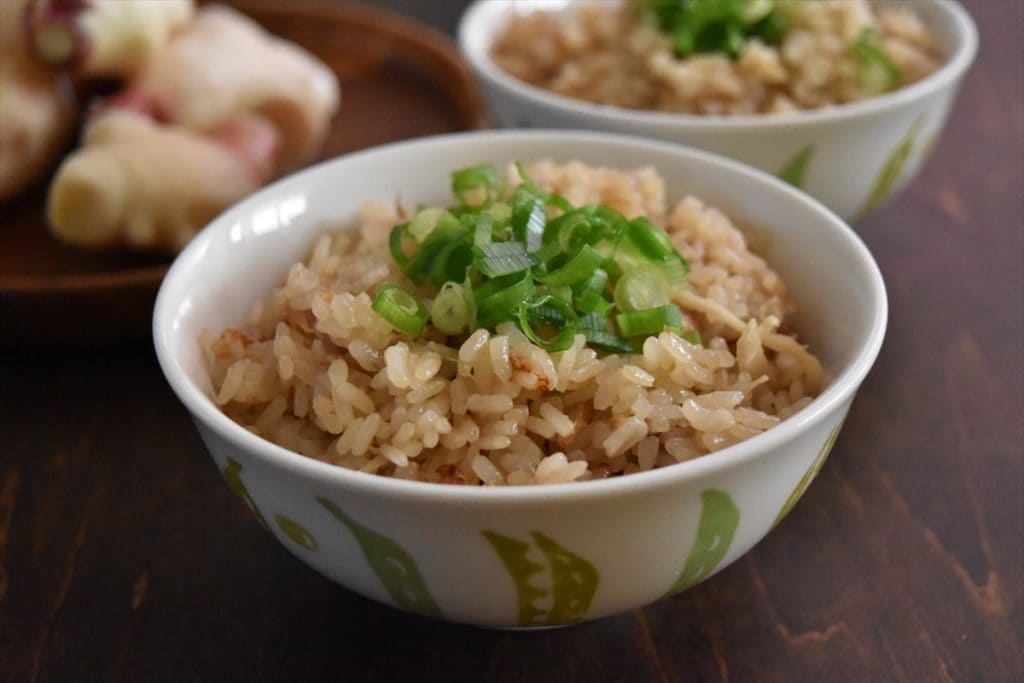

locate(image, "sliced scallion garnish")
[[627, 217, 676, 261], [511, 191, 546, 252], [517, 295, 578, 352], [472, 213, 494, 248], [402, 218, 467, 284], [579, 312, 634, 353], [408, 207, 448, 242], [373, 284, 429, 334], [616, 304, 683, 337], [430, 281, 474, 335], [475, 270, 536, 328], [639, 0, 788, 59], [614, 265, 672, 312], [573, 268, 608, 296], [473, 241, 535, 278], [429, 237, 473, 286], [543, 284, 574, 305], [853, 28, 901, 95], [452, 163, 502, 209], [576, 289, 614, 317], [389, 222, 411, 267], [376, 162, 694, 351], [677, 328, 702, 345], [535, 244, 605, 286], [585, 330, 636, 353]]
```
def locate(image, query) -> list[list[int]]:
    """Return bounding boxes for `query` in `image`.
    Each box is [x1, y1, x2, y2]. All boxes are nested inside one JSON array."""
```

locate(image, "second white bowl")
[[459, 0, 977, 221]]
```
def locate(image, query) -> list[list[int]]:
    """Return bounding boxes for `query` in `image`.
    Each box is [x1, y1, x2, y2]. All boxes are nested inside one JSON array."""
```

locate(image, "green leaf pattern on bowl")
[[223, 457, 319, 549], [772, 419, 845, 529], [217, 460, 845, 619], [664, 489, 740, 596], [316, 496, 442, 617], [222, 457, 269, 530], [777, 145, 814, 188], [275, 514, 319, 551], [859, 117, 924, 216], [483, 530, 599, 626]]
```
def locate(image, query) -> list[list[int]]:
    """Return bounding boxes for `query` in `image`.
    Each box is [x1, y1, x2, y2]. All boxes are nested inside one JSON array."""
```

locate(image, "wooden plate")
[[0, 0, 486, 343]]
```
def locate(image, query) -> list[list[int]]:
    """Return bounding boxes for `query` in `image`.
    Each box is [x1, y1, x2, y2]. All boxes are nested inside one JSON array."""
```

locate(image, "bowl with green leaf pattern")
[[154, 130, 886, 627], [459, 0, 977, 221]]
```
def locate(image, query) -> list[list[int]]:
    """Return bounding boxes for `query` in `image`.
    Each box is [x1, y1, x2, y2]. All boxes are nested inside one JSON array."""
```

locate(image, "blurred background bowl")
[[458, 0, 977, 222]]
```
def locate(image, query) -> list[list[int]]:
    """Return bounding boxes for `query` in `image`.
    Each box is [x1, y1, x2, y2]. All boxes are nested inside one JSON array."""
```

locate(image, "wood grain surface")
[[1, 1, 1021, 681]]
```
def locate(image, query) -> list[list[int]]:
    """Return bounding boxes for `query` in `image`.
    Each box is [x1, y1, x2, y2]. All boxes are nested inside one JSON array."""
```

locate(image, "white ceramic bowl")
[[458, 0, 977, 221], [154, 131, 887, 628]]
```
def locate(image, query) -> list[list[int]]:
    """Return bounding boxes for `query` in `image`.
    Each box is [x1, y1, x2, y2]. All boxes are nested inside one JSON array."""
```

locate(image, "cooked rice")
[[201, 161, 824, 485], [491, 1, 943, 115]]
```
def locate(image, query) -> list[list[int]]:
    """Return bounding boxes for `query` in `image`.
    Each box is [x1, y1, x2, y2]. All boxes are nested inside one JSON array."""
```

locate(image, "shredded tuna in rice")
[[491, 0, 943, 115], [202, 160, 824, 485]]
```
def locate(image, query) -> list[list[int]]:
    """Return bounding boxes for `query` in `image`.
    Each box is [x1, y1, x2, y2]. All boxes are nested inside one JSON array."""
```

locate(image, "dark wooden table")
[[2, 1, 1021, 681]]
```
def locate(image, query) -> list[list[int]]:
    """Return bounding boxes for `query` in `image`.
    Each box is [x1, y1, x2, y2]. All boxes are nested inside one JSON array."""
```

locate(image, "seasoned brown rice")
[[202, 161, 824, 485], [491, 1, 943, 115]]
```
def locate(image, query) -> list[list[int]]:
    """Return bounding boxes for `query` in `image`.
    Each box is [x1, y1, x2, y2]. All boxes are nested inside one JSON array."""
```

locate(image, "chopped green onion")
[[472, 213, 494, 248], [535, 244, 605, 286], [532, 241, 562, 265], [578, 311, 607, 331], [511, 193, 546, 252], [475, 271, 535, 327], [547, 209, 596, 251], [627, 217, 676, 261], [408, 207, 448, 242], [524, 298, 572, 327], [606, 236, 652, 279], [640, 0, 787, 59], [579, 311, 632, 351], [452, 163, 502, 209], [543, 284, 574, 305], [402, 219, 467, 283], [590, 205, 629, 243], [577, 289, 614, 317], [742, 0, 773, 23], [749, 9, 786, 44], [516, 295, 578, 352], [583, 329, 636, 353], [381, 162, 691, 354], [372, 284, 429, 334], [573, 268, 608, 295], [430, 281, 474, 335], [514, 161, 533, 184], [614, 265, 671, 312], [473, 241, 535, 278], [510, 165, 565, 251], [853, 29, 901, 95], [547, 193, 573, 214], [488, 202, 512, 224], [429, 238, 473, 286], [389, 222, 411, 267], [660, 255, 690, 288], [678, 328, 702, 345], [616, 304, 682, 338]]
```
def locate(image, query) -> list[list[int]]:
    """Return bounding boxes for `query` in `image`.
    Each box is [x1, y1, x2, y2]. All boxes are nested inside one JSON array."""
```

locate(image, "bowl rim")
[[457, 0, 978, 130], [153, 129, 888, 505]]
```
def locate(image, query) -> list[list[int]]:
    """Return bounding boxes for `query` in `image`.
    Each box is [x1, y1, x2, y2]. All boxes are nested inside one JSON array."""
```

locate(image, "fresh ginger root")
[[0, 1, 78, 202], [47, 109, 277, 251], [33, 2, 339, 251], [26, 0, 194, 79], [133, 5, 340, 171]]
